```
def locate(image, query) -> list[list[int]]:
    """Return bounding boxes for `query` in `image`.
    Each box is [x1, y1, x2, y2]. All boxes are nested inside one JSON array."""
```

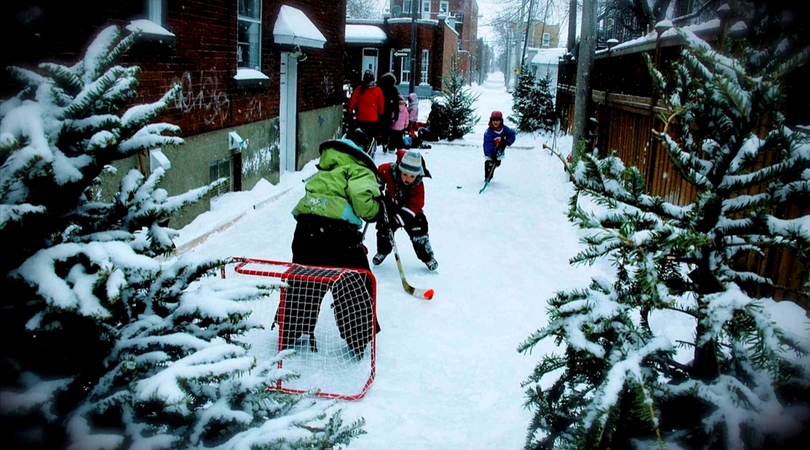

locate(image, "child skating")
[[482, 110, 516, 181], [373, 150, 438, 271]]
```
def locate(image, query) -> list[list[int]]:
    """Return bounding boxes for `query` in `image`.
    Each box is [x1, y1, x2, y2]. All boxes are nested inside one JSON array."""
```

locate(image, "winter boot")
[[372, 252, 388, 265], [412, 234, 437, 270], [425, 258, 439, 271]]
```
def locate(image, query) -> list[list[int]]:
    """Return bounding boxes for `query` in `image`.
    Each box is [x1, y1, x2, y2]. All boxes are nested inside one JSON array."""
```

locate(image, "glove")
[[381, 197, 403, 229]]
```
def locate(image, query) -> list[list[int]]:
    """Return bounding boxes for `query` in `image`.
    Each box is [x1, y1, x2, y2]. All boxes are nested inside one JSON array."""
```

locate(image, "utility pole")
[[509, 0, 526, 89], [567, 0, 577, 52], [571, 0, 596, 162], [521, 0, 536, 70], [409, 0, 418, 94]]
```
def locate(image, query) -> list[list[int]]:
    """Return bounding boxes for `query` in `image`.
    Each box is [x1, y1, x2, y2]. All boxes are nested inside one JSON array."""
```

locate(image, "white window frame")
[[399, 55, 410, 84], [237, 0, 262, 70], [146, 0, 165, 25], [421, 49, 429, 84], [390, 48, 396, 74], [542, 32, 550, 47], [439, 1, 449, 14], [421, 0, 431, 19], [403, 0, 412, 15]]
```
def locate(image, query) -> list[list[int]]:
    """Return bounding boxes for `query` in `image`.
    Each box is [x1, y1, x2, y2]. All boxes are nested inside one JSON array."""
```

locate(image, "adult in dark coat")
[[377, 72, 400, 153]]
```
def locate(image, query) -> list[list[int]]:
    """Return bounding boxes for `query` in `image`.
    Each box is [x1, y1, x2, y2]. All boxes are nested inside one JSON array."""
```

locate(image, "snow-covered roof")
[[126, 19, 174, 37], [273, 5, 326, 49], [234, 68, 270, 80], [531, 47, 566, 65], [346, 24, 387, 45]]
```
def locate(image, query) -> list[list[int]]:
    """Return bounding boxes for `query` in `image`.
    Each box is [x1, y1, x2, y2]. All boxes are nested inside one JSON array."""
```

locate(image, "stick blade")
[[402, 281, 434, 300]]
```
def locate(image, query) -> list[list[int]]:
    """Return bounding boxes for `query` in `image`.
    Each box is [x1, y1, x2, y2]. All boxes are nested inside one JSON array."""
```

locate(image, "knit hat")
[[399, 151, 423, 176], [362, 70, 374, 84], [490, 110, 503, 120]]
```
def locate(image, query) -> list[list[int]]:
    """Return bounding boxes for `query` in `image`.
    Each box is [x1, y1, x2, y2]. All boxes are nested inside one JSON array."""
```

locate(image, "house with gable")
[[1, 0, 348, 228]]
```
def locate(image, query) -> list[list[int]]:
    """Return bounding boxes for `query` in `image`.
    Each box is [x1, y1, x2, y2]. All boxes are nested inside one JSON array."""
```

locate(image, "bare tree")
[[347, 0, 382, 19], [598, 0, 718, 37]]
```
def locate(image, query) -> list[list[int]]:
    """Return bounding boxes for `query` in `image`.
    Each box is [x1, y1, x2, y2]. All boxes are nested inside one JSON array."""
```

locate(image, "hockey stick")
[[379, 202, 435, 300], [388, 228, 434, 300]]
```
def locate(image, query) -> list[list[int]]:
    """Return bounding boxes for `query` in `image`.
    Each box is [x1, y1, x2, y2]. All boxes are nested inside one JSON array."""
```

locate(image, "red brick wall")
[[1, 0, 344, 137], [285, 1, 346, 113], [441, 21, 459, 83]]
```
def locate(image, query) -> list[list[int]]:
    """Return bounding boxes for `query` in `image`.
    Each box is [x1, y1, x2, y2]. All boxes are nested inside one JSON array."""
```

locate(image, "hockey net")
[[222, 257, 376, 400]]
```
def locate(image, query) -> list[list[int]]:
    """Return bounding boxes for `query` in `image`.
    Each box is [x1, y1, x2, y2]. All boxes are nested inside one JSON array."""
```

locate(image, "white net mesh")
[[225, 258, 376, 400]]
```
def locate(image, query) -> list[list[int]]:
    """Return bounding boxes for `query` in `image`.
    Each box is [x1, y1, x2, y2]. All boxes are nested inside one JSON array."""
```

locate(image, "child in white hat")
[[373, 150, 438, 271]]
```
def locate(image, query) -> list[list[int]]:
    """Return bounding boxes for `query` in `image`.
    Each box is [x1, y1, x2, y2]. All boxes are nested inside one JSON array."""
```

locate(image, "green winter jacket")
[[292, 139, 381, 227]]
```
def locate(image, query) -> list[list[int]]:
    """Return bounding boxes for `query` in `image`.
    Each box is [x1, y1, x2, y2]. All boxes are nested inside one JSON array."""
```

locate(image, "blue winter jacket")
[[483, 125, 517, 158]]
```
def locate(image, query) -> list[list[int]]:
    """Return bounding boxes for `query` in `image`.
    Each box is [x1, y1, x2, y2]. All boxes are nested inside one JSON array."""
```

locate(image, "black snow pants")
[[281, 215, 379, 358]]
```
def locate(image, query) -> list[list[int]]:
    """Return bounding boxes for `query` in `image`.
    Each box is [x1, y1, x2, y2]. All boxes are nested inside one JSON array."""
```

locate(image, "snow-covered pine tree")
[[510, 67, 557, 134], [0, 26, 364, 449], [533, 72, 556, 134], [509, 64, 535, 130], [440, 56, 480, 140], [520, 8, 810, 450]]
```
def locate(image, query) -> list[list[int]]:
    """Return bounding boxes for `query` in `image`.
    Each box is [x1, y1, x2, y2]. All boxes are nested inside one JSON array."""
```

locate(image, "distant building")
[[528, 22, 561, 48], [374, 0, 479, 88]]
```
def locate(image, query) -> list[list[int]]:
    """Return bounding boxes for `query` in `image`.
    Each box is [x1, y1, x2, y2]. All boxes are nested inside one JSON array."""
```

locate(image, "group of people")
[[284, 92, 516, 358], [347, 70, 430, 153]]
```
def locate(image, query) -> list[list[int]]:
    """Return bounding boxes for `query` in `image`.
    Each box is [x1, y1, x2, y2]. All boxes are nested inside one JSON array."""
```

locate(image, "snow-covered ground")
[[174, 72, 810, 449]]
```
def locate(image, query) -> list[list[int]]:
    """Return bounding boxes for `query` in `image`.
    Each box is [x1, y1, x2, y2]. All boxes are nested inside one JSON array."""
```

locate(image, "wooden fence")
[[555, 35, 809, 310]]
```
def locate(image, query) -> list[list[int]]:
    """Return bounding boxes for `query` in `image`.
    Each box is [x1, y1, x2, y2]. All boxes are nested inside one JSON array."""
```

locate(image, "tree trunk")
[[571, 0, 596, 162], [567, 0, 577, 52]]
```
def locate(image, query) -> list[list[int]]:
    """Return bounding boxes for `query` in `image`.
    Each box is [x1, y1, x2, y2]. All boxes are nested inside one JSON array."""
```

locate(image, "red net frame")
[[223, 257, 376, 400]]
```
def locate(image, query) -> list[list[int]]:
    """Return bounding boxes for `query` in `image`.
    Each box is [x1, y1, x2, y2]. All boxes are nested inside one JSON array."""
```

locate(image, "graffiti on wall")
[[241, 98, 263, 122], [242, 145, 276, 181], [321, 73, 336, 97], [171, 70, 231, 126]]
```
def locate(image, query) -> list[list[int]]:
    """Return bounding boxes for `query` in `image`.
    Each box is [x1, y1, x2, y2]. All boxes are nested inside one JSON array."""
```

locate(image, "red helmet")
[[490, 111, 503, 120]]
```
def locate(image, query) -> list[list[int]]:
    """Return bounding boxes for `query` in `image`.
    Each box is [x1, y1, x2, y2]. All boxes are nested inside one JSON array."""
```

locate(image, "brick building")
[[528, 21, 561, 48], [1, 0, 347, 227], [346, 0, 478, 92]]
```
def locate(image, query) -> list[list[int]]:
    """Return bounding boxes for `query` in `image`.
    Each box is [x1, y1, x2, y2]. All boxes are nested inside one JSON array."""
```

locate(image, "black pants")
[[376, 213, 434, 263], [282, 215, 378, 357], [485, 158, 501, 180]]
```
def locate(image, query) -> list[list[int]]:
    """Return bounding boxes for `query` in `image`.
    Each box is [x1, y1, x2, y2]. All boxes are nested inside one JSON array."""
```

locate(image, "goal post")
[[223, 257, 377, 400]]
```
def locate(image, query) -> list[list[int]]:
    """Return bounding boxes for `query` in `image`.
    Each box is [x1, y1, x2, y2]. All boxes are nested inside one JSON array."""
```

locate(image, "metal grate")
[[209, 156, 233, 198]]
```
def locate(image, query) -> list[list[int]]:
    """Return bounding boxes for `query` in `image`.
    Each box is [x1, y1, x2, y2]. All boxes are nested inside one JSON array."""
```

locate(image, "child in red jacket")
[[373, 150, 438, 271]]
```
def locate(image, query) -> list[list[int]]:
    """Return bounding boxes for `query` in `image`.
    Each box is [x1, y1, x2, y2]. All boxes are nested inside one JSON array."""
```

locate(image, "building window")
[[542, 32, 550, 47], [403, 0, 412, 15], [421, 49, 429, 84], [439, 1, 449, 14], [146, 0, 166, 25], [238, 0, 262, 70], [400, 55, 410, 84], [209, 156, 233, 198], [390, 49, 396, 73], [422, 0, 431, 20]]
